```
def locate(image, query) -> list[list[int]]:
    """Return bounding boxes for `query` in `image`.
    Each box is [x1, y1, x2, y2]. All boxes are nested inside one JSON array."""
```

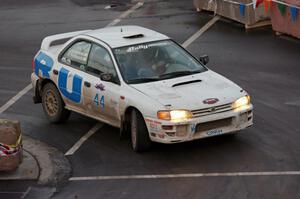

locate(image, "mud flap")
[[119, 117, 130, 140], [33, 80, 42, 104]]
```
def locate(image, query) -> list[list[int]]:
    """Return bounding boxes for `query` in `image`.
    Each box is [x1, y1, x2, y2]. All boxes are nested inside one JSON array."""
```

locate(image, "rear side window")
[[61, 41, 91, 70]]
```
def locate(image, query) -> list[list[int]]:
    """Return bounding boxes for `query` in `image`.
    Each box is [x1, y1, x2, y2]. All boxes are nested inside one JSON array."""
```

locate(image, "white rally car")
[[31, 26, 253, 152]]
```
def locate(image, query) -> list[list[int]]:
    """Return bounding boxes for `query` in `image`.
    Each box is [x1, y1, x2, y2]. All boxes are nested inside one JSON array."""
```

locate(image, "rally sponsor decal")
[[206, 129, 223, 136], [190, 124, 196, 133], [58, 67, 83, 103], [95, 83, 105, 91], [145, 119, 161, 132], [34, 52, 54, 78]]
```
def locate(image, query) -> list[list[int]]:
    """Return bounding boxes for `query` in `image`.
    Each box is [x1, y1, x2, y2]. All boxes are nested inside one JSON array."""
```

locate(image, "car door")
[[58, 40, 92, 113], [82, 43, 121, 127]]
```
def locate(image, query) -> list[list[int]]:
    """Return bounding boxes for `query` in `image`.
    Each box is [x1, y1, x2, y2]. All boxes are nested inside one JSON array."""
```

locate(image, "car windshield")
[[113, 40, 207, 84]]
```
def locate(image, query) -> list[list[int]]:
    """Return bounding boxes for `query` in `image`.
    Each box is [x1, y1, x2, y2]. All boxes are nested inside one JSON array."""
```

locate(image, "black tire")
[[131, 109, 151, 152], [41, 83, 70, 123]]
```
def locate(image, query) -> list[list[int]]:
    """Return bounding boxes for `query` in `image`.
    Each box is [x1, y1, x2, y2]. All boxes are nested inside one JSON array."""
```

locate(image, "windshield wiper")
[[159, 70, 201, 79], [127, 71, 202, 84], [127, 77, 160, 84]]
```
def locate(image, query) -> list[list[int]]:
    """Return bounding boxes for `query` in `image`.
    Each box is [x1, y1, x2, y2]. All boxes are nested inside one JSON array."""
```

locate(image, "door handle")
[[53, 69, 58, 75], [84, 81, 91, 88]]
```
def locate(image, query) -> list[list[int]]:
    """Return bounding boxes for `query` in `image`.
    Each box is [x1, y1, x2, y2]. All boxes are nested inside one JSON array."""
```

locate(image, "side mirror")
[[100, 73, 114, 82], [199, 55, 209, 65]]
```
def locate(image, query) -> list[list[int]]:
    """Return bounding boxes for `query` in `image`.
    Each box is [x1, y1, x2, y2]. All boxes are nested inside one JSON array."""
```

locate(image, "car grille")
[[191, 103, 233, 118], [195, 117, 233, 133]]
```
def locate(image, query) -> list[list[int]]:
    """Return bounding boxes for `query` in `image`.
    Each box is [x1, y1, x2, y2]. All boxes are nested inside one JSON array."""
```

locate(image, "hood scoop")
[[172, 79, 202, 87], [123, 33, 144, 39]]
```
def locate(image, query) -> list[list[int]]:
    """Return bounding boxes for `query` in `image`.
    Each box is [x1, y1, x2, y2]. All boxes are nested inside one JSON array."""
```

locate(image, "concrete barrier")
[[271, 0, 300, 39], [194, 0, 271, 28]]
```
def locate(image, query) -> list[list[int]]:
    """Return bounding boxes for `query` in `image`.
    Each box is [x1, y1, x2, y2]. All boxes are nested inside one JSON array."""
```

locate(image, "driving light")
[[232, 96, 250, 109], [157, 110, 192, 121]]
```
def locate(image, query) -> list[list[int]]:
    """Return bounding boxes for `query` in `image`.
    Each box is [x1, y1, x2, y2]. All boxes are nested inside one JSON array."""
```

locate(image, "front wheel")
[[131, 109, 151, 152], [41, 83, 70, 123]]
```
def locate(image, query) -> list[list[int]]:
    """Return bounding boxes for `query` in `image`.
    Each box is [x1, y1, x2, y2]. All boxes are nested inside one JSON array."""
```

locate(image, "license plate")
[[206, 129, 223, 136]]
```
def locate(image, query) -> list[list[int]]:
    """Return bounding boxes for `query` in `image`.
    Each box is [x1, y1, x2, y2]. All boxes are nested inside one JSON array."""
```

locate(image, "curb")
[[0, 149, 39, 180], [1, 135, 71, 198], [22, 135, 71, 187]]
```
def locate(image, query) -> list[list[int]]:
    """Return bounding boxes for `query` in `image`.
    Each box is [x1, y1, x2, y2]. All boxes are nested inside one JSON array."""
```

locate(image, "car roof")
[[85, 25, 169, 48]]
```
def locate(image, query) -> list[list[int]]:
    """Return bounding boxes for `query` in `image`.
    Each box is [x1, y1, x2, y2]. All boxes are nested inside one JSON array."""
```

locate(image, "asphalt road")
[[1, 0, 300, 198]]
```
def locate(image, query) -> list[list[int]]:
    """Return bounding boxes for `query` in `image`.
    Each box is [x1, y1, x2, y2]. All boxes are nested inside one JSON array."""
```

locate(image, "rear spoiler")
[[40, 30, 92, 51]]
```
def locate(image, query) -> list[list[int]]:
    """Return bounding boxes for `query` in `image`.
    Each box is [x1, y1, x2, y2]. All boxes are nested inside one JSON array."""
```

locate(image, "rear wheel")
[[131, 109, 151, 152], [42, 83, 70, 123]]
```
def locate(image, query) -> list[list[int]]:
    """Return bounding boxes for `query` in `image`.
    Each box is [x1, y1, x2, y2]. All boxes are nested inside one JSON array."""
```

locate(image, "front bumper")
[[144, 104, 253, 144]]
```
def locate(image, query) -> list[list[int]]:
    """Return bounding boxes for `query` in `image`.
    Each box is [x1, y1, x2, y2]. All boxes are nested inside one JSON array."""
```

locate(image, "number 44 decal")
[[94, 94, 105, 108]]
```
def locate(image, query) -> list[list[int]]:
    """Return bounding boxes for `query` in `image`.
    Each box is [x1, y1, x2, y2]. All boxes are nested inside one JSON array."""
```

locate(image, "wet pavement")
[[0, 0, 300, 198], [0, 180, 36, 199]]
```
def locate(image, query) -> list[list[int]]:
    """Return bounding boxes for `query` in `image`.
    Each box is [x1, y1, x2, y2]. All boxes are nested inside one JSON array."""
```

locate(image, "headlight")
[[157, 110, 192, 121], [232, 95, 250, 109]]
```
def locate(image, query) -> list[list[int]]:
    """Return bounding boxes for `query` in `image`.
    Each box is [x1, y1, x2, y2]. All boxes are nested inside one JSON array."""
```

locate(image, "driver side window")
[[86, 44, 117, 77]]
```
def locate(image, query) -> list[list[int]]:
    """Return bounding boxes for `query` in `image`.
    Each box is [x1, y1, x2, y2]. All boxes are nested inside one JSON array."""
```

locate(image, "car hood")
[[130, 70, 246, 110]]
